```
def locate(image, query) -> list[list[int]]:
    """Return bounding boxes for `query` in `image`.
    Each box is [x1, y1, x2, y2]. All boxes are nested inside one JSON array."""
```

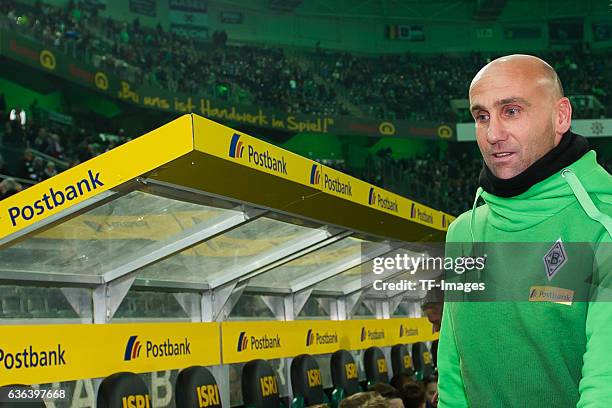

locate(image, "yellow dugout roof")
[[0, 114, 452, 294]]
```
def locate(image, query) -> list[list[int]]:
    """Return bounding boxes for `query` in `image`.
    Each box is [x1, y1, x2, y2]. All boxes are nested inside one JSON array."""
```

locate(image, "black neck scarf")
[[478, 131, 590, 198]]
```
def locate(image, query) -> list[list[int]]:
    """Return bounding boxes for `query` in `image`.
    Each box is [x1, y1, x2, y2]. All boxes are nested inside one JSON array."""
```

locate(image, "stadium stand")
[[1, 0, 611, 121]]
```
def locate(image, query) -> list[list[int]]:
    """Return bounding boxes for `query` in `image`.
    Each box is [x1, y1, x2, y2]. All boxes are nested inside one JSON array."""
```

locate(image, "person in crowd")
[[362, 395, 393, 408], [17, 149, 35, 180], [0, 177, 23, 200], [339, 392, 379, 408], [9, 106, 26, 127], [43, 160, 57, 179], [423, 374, 438, 408], [368, 383, 404, 408], [390, 373, 415, 391], [28, 156, 45, 182], [398, 383, 426, 408]]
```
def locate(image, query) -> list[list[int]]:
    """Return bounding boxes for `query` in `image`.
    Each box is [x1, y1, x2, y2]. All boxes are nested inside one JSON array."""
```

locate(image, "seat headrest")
[[242, 359, 281, 408], [97, 372, 151, 408], [412, 342, 434, 379], [363, 347, 389, 383], [390, 344, 414, 377], [330, 349, 361, 396], [0, 385, 46, 408], [176, 366, 222, 408], [290, 354, 326, 406]]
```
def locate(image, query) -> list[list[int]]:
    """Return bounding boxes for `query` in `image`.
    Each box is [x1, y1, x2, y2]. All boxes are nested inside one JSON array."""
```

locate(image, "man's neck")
[[478, 131, 589, 198]]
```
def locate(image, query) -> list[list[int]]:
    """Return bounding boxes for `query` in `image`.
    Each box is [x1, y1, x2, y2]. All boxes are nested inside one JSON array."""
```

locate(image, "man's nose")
[[486, 115, 508, 144]]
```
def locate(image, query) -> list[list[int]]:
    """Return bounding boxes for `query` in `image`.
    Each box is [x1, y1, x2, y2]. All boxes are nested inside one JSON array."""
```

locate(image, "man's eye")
[[505, 107, 520, 116], [476, 113, 489, 122]]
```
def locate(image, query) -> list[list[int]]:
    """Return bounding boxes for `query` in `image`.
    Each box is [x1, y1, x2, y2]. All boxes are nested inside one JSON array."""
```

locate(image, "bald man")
[[437, 55, 612, 407]]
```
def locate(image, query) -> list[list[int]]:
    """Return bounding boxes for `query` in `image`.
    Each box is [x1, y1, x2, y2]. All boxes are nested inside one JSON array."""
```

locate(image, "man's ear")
[[555, 97, 572, 139]]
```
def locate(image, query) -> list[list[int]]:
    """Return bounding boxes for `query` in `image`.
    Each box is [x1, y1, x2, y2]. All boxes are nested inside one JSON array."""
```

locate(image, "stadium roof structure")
[[0, 114, 453, 322]]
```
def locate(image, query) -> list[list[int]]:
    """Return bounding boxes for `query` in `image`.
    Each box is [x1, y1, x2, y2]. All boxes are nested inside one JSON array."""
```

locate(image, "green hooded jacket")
[[438, 150, 612, 408]]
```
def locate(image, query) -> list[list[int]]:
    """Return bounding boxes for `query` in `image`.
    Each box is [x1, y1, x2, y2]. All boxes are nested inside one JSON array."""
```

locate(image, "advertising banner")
[[221, 319, 437, 364], [0, 322, 220, 385]]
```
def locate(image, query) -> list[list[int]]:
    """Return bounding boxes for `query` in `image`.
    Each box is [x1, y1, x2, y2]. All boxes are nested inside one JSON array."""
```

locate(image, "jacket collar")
[[478, 131, 589, 198]]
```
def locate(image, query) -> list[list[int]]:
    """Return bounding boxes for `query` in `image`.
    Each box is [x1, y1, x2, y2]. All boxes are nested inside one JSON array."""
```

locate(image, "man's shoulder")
[[445, 204, 488, 242]]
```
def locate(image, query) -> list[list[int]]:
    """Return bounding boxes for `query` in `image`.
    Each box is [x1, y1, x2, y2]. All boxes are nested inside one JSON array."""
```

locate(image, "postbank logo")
[[124, 335, 142, 361], [7, 169, 105, 227], [237, 332, 281, 352], [124, 335, 191, 360], [228, 133, 287, 175], [528, 286, 574, 306], [237, 332, 249, 352], [229, 133, 245, 158], [361, 327, 385, 342], [306, 329, 338, 347], [399, 324, 418, 338], [306, 329, 315, 346], [423, 351, 433, 365], [368, 188, 398, 212], [410, 203, 433, 224], [323, 174, 352, 197], [309, 164, 321, 185], [368, 188, 376, 205], [0, 344, 66, 370]]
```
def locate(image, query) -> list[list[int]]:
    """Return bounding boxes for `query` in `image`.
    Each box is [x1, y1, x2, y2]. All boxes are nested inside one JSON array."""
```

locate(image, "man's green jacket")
[[438, 150, 612, 408]]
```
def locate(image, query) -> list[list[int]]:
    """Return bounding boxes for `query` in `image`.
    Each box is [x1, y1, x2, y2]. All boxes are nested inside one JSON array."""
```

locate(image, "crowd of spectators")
[[0, 0, 347, 117], [358, 146, 612, 215], [2, 0, 610, 122], [0, 100, 129, 200], [334, 373, 438, 408], [360, 150, 482, 215], [315, 47, 611, 121]]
